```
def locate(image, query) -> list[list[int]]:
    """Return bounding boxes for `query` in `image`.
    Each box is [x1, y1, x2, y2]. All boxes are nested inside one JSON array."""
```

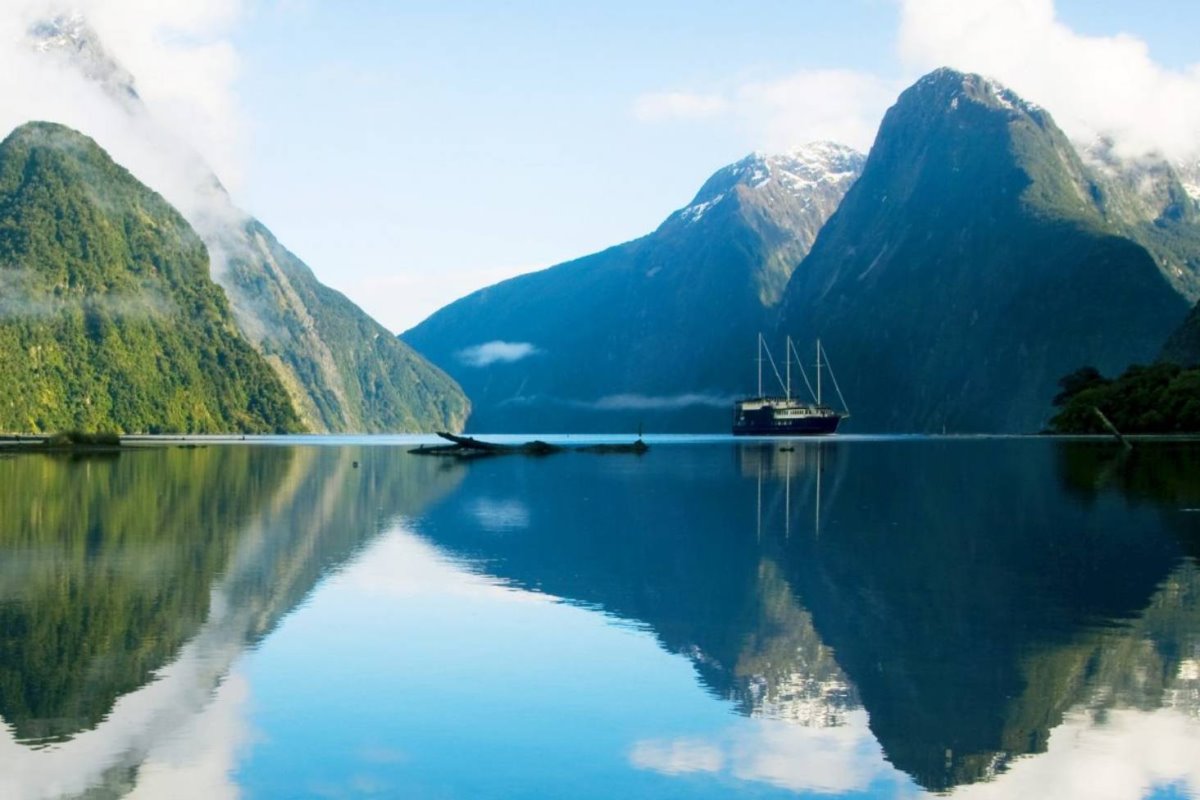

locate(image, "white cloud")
[[629, 738, 725, 775], [634, 1, 1200, 163], [897, 0, 1200, 161], [629, 711, 899, 795], [633, 91, 730, 122], [948, 706, 1200, 800], [0, 0, 248, 222], [633, 70, 898, 152], [631, 702, 1200, 799], [457, 341, 541, 367], [733, 70, 901, 153]]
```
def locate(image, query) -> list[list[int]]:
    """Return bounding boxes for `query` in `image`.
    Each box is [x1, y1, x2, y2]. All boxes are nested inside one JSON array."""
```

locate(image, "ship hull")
[[732, 406, 843, 436]]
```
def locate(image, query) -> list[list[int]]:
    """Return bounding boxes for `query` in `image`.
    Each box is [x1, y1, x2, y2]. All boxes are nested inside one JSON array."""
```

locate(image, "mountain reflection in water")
[[0, 445, 462, 798], [0, 438, 1196, 799], [409, 439, 1200, 794]]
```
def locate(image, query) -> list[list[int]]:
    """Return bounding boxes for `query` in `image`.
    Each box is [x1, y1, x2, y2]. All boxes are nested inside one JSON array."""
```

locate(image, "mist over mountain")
[[777, 68, 1190, 433], [0, 122, 299, 433], [24, 14, 468, 433], [1082, 138, 1200, 302], [403, 143, 864, 432]]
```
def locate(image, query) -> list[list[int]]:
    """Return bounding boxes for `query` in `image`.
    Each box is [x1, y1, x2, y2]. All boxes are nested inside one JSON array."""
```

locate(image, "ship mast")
[[785, 336, 791, 401], [757, 333, 763, 397], [816, 339, 823, 406]]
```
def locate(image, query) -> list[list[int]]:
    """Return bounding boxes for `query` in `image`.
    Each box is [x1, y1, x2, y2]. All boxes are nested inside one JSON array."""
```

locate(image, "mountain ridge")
[[776, 67, 1190, 432], [403, 141, 865, 432]]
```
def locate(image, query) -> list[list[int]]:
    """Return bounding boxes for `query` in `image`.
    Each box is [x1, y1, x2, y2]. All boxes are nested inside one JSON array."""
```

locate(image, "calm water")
[[0, 437, 1198, 799]]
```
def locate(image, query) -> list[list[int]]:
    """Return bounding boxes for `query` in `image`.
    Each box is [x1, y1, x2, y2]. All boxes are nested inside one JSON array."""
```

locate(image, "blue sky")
[[9, 0, 1197, 333], [219, 1, 1200, 332]]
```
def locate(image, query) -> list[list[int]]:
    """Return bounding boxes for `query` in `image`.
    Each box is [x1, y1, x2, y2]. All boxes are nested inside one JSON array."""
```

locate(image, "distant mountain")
[[403, 143, 864, 432], [1082, 138, 1200, 302], [0, 122, 299, 433], [213, 219, 468, 433], [778, 68, 1190, 433], [1161, 300, 1200, 365], [28, 14, 469, 433]]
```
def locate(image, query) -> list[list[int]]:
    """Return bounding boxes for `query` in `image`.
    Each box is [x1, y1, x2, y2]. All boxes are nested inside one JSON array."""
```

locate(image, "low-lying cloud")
[[457, 340, 541, 367], [585, 393, 732, 411], [0, 270, 176, 320]]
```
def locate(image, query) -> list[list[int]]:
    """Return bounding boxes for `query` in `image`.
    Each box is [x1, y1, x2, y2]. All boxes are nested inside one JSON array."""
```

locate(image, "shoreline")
[[4, 431, 1200, 454]]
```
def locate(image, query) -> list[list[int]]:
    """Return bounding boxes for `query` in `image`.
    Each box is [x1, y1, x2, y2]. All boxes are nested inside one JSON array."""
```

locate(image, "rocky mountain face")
[[26, 15, 469, 433], [0, 123, 299, 433], [1082, 138, 1200, 302], [1161, 300, 1200, 365], [403, 143, 864, 432], [777, 68, 1190, 432]]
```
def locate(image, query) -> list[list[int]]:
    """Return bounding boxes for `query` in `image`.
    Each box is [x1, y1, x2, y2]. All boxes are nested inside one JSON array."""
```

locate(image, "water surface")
[[0, 437, 1198, 798]]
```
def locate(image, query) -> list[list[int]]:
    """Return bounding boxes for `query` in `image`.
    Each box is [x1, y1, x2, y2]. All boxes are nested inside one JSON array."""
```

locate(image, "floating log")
[[577, 440, 649, 455], [409, 432, 647, 458], [408, 432, 563, 458]]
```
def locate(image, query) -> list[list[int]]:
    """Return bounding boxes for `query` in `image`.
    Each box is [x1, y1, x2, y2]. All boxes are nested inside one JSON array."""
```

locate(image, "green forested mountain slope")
[[777, 69, 1190, 433], [403, 144, 864, 432], [0, 122, 300, 433]]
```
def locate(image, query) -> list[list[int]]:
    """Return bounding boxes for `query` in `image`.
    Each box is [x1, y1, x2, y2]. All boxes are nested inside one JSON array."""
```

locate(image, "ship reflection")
[[738, 440, 844, 541]]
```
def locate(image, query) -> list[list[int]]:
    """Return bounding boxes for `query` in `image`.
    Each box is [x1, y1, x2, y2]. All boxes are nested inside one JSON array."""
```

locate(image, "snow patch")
[[682, 192, 726, 223]]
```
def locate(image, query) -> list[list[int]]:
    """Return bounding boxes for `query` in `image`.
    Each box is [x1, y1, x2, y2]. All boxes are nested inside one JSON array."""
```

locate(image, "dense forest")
[[1049, 363, 1200, 433], [0, 122, 301, 434]]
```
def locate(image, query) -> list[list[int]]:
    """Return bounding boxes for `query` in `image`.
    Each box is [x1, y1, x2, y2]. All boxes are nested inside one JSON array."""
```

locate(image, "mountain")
[[0, 441, 461, 762], [212, 218, 468, 433], [777, 68, 1191, 432], [28, 14, 469, 433], [403, 143, 865, 432], [1082, 138, 1200, 301], [1162, 300, 1200, 365], [0, 122, 299, 433]]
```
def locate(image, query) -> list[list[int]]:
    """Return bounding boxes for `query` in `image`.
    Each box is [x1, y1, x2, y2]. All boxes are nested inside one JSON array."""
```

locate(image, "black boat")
[[732, 336, 848, 436]]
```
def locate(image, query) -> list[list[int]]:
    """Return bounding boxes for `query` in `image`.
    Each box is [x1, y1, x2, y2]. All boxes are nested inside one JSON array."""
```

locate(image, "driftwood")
[[409, 432, 563, 458], [577, 440, 649, 454], [409, 432, 648, 458], [1092, 407, 1133, 450]]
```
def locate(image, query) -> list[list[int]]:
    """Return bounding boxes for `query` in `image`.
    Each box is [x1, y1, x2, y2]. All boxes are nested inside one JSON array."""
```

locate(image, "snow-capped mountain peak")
[[679, 142, 865, 224], [28, 13, 141, 108]]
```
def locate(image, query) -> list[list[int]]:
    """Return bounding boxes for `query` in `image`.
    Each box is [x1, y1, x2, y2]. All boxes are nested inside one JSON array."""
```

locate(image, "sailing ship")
[[732, 335, 849, 436]]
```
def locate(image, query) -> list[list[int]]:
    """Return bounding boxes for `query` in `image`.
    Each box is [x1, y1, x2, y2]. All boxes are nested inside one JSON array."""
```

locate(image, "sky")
[[4, 1, 1200, 331]]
